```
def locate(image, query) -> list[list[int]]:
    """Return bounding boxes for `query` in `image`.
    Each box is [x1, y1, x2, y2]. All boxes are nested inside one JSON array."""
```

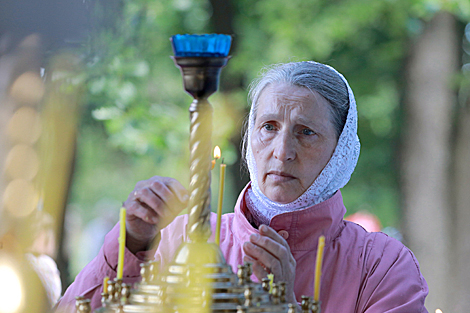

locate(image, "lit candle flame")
[[214, 146, 221, 159], [435, 309, 443, 313]]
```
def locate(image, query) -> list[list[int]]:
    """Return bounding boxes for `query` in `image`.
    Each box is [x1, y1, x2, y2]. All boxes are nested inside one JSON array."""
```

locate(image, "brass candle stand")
[[76, 36, 321, 313], [173, 56, 230, 243]]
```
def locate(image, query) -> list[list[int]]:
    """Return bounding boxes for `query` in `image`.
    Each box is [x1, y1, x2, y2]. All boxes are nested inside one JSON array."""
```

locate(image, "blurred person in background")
[[26, 212, 62, 307], [344, 211, 381, 233]]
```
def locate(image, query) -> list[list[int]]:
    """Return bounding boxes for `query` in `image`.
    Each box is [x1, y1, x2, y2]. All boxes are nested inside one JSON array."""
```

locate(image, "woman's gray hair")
[[242, 61, 350, 164]]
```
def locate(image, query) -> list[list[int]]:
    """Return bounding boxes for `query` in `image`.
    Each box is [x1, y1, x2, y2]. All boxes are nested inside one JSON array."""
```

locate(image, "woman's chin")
[[263, 188, 300, 204]]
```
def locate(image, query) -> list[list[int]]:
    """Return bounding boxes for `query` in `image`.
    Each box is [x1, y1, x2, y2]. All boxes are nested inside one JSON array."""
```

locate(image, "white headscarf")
[[245, 62, 361, 225]]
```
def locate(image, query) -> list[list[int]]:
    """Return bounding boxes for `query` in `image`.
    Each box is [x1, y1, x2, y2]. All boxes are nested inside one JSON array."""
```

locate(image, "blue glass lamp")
[[171, 34, 231, 58], [170, 34, 231, 99]]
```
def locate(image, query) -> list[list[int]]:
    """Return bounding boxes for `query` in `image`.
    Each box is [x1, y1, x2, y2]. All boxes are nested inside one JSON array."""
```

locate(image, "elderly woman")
[[59, 62, 428, 312]]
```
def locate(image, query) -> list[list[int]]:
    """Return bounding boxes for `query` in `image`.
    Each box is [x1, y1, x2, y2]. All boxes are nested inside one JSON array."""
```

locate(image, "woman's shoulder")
[[345, 221, 426, 283], [345, 222, 428, 312], [342, 220, 404, 253], [341, 220, 424, 280], [340, 221, 428, 311]]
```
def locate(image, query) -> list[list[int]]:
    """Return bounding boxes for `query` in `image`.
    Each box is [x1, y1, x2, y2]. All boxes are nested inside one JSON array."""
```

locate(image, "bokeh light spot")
[[0, 265, 23, 313], [3, 179, 38, 218], [5, 145, 39, 181], [9, 72, 45, 105], [7, 107, 42, 144]]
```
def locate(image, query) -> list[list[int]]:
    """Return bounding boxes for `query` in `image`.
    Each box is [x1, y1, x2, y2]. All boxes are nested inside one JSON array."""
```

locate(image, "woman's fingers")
[[162, 177, 189, 205], [242, 225, 297, 304], [123, 176, 189, 253], [127, 200, 159, 224], [128, 177, 188, 219], [134, 186, 166, 214], [243, 255, 269, 280], [250, 225, 295, 265], [156, 178, 189, 214], [258, 225, 292, 254], [243, 240, 283, 276]]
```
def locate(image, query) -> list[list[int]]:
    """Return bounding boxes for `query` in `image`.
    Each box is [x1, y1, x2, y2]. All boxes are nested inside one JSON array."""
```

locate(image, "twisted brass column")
[[172, 57, 229, 242], [187, 98, 212, 242]]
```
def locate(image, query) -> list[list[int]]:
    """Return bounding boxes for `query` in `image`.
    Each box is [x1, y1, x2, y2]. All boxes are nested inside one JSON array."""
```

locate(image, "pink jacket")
[[58, 187, 428, 312]]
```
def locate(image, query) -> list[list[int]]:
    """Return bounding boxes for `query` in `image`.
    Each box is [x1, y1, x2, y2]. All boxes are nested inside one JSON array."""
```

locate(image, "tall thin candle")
[[314, 235, 325, 302], [103, 276, 109, 294], [215, 161, 226, 245], [117, 207, 126, 280]]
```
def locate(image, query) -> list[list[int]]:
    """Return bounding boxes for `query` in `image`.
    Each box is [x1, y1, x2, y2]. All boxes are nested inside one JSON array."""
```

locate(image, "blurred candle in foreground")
[[314, 235, 325, 302], [117, 208, 126, 280], [267, 273, 274, 292], [215, 157, 226, 245], [103, 276, 109, 294]]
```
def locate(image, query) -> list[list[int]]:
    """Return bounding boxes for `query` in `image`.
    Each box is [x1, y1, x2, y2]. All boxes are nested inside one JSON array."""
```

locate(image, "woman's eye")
[[263, 123, 275, 131], [301, 128, 315, 136]]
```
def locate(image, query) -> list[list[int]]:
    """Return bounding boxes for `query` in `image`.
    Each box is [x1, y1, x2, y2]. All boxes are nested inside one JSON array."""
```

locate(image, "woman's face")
[[251, 83, 338, 203]]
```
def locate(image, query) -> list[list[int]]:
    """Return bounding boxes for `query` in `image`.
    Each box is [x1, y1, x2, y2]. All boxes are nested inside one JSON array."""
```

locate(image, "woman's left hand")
[[242, 224, 297, 304]]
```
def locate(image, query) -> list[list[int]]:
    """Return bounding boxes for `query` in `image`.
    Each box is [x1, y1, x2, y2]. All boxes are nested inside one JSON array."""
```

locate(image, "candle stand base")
[[117, 242, 293, 313]]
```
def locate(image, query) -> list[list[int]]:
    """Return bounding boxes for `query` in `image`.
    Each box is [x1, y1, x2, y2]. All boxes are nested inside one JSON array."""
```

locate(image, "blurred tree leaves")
[[70, 0, 245, 225]]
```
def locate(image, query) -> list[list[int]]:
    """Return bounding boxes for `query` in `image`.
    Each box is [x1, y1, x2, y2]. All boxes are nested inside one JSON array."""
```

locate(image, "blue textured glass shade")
[[171, 34, 232, 57]]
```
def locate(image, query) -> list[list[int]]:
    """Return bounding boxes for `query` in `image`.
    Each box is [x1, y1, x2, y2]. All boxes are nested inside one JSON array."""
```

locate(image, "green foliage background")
[[67, 0, 470, 275]]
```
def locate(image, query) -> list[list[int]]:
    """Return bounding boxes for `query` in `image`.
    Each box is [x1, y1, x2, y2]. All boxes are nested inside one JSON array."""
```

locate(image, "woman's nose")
[[273, 131, 296, 161]]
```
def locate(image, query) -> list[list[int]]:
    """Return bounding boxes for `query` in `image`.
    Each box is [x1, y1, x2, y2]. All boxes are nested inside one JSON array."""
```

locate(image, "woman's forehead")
[[256, 83, 331, 119], [259, 83, 314, 101]]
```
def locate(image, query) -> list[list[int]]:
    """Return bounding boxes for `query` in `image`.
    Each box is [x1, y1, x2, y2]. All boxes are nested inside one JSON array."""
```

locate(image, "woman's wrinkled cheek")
[[253, 131, 269, 152], [251, 133, 267, 186], [250, 135, 261, 161]]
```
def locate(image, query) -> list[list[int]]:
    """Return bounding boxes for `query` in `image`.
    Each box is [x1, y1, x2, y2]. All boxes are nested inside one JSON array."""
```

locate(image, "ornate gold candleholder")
[[300, 296, 320, 313]]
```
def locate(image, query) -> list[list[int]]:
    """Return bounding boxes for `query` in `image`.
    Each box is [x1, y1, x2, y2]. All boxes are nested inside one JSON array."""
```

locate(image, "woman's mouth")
[[266, 171, 296, 183]]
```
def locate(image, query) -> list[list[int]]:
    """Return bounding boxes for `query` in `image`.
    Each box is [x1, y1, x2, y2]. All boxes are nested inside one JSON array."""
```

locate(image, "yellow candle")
[[267, 273, 274, 292], [215, 162, 226, 245], [103, 276, 109, 294], [314, 235, 325, 302], [117, 207, 126, 280]]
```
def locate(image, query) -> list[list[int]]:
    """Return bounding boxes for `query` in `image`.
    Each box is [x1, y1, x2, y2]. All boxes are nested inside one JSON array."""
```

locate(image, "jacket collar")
[[233, 183, 346, 251]]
